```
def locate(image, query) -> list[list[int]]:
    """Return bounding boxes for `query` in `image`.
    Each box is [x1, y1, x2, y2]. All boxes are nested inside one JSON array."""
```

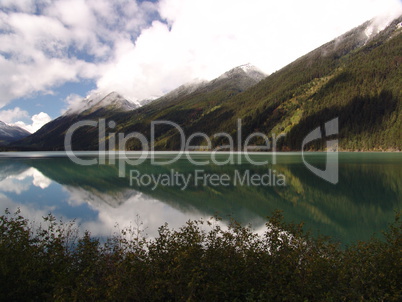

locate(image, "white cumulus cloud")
[[0, 107, 30, 123], [13, 112, 52, 133], [0, 0, 158, 108], [1, 0, 401, 110], [0, 107, 51, 133], [95, 0, 402, 102]]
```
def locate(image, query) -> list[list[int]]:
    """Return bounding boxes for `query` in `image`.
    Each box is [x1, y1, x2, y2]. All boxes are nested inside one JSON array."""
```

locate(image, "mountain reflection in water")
[[0, 153, 400, 245]]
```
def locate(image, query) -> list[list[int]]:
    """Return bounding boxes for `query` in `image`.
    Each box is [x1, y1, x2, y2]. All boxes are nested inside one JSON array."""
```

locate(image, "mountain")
[[13, 92, 138, 150], [14, 64, 266, 150], [231, 16, 402, 151], [13, 16, 402, 151], [147, 63, 265, 107], [216, 63, 266, 85], [0, 121, 30, 145], [65, 91, 139, 115]]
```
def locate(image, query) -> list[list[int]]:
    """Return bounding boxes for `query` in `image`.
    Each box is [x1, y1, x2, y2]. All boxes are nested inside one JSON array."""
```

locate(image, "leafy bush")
[[0, 209, 400, 301]]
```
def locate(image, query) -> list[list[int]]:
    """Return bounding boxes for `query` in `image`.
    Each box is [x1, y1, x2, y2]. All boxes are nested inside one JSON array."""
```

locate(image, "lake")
[[0, 152, 400, 246]]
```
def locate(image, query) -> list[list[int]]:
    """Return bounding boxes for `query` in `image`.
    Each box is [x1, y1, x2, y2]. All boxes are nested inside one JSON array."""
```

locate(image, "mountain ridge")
[[11, 14, 402, 151], [0, 121, 31, 145], [65, 91, 139, 116]]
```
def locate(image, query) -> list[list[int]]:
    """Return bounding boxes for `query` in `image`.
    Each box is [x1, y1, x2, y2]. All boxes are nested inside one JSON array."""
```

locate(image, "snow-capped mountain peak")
[[238, 63, 259, 73], [65, 91, 140, 116], [0, 121, 31, 144], [218, 64, 266, 82]]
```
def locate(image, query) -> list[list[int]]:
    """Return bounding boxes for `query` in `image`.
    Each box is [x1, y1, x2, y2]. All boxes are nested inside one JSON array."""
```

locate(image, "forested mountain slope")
[[14, 16, 402, 151]]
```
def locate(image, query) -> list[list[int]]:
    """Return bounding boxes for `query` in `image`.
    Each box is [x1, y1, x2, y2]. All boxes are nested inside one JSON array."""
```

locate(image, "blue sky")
[[0, 0, 401, 133]]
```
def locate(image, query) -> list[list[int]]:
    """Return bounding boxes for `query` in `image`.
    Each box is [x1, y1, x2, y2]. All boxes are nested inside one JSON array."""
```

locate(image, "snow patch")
[[364, 13, 402, 39], [65, 91, 139, 115], [238, 63, 258, 73], [218, 64, 266, 81], [0, 121, 30, 137]]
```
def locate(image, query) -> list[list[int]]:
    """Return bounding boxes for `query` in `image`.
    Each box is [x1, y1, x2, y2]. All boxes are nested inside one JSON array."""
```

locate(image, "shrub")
[[0, 209, 400, 301]]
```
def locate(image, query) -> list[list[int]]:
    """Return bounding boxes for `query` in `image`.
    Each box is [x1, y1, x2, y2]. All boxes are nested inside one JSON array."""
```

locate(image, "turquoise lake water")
[[0, 152, 400, 245]]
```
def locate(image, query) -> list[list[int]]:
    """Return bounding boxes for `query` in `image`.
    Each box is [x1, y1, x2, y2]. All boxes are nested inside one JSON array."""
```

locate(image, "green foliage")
[[0, 209, 401, 301]]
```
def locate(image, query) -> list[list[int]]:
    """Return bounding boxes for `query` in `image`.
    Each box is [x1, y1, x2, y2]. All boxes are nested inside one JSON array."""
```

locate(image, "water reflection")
[[0, 153, 400, 245]]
